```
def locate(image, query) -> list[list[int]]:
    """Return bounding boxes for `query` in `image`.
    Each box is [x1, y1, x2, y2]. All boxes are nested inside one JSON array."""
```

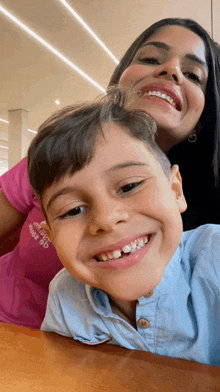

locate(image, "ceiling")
[[0, 0, 216, 138]]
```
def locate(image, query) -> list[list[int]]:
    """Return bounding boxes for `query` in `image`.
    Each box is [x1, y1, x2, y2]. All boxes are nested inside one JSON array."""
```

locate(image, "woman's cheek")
[[186, 81, 205, 116], [118, 65, 140, 87]]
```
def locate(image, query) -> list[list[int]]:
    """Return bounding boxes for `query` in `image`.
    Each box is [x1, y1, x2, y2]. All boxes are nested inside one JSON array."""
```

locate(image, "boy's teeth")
[[137, 239, 144, 247], [112, 250, 121, 259], [96, 235, 150, 262], [100, 254, 108, 262], [122, 244, 131, 253]]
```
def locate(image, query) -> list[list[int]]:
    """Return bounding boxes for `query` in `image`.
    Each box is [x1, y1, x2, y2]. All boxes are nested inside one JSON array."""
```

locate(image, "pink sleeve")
[[0, 157, 35, 214]]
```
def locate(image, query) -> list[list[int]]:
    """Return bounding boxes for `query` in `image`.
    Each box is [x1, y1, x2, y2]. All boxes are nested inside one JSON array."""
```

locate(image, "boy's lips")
[[91, 232, 152, 257], [90, 233, 155, 270], [139, 83, 182, 111]]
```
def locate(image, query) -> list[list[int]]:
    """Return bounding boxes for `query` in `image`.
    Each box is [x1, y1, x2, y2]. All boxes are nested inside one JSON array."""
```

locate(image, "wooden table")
[[0, 323, 220, 391]]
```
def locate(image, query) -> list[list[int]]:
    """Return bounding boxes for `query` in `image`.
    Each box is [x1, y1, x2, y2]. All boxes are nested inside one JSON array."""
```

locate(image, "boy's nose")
[[154, 59, 183, 85], [88, 199, 129, 236]]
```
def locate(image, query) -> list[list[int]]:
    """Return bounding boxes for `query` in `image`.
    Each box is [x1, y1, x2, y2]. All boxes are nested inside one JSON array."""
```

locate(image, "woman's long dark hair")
[[109, 18, 220, 186]]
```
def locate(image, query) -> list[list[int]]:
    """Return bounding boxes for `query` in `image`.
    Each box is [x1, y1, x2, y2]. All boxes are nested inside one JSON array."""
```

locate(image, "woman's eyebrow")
[[184, 53, 208, 70], [141, 41, 170, 51], [140, 41, 208, 71]]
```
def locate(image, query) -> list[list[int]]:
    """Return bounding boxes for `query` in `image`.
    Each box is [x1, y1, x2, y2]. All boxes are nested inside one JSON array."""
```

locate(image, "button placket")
[[136, 296, 158, 345]]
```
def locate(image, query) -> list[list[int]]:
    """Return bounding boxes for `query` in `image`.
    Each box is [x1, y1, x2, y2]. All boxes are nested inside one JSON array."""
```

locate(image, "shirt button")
[[138, 318, 150, 329], [145, 290, 154, 298]]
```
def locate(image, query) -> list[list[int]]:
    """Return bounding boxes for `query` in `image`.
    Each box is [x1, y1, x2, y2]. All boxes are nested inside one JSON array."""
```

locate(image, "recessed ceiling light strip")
[[0, 5, 106, 92], [58, 0, 119, 64], [28, 129, 37, 134], [0, 118, 37, 133], [0, 118, 9, 124]]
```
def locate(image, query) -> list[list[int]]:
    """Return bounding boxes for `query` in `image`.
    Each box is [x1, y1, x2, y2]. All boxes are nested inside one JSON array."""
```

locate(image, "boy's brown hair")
[[27, 88, 171, 205]]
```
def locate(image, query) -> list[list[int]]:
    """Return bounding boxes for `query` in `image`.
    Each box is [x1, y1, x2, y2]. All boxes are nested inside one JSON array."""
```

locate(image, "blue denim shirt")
[[41, 224, 220, 366]]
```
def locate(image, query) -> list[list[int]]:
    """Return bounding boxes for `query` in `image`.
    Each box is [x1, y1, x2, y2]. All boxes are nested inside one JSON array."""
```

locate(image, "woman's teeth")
[[96, 235, 149, 262], [144, 90, 177, 109]]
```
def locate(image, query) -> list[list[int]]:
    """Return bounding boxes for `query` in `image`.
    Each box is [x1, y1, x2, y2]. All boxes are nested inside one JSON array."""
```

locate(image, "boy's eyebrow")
[[46, 187, 76, 212], [106, 161, 149, 173], [46, 162, 148, 211], [140, 41, 208, 70]]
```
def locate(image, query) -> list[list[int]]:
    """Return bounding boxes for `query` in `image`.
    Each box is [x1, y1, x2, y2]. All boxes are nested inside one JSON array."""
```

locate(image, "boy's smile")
[[92, 232, 154, 269], [41, 123, 187, 304]]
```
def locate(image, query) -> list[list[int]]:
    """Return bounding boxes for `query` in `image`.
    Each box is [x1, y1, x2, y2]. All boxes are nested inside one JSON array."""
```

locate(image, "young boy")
[[27, 88, 220, 366]]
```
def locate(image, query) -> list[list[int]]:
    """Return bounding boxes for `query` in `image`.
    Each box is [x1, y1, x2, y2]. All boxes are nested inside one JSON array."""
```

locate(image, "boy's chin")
[[107, 272, 164, 302]]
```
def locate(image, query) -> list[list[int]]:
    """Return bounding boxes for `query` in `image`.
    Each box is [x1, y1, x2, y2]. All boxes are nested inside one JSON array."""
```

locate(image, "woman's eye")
[[184, 72, 201, 84], [118, 181, 143, 195], [139, 57, 159, 65], [59, 206, 85, 219]]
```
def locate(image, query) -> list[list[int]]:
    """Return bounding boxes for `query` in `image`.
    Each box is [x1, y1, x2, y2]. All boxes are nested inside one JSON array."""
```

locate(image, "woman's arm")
[[0, 189, 27, 254], [0, 188, 26, 239]]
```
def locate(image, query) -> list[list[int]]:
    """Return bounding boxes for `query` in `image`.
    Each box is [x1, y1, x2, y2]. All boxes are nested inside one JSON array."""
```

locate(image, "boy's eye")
[[117, 181, 144, 195], [139, 57, 160, 65], [59, 206, 85, 219]]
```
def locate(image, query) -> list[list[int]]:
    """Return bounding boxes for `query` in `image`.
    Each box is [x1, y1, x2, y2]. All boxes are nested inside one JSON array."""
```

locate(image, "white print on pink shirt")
[[29, 222, 51, 249]]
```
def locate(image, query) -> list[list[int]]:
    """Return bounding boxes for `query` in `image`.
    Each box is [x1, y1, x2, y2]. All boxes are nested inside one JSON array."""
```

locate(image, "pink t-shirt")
[[0, 158, 63, 329]]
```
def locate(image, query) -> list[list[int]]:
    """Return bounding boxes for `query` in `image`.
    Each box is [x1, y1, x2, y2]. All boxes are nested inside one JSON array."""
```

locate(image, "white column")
[[8, 109, 29, 169]]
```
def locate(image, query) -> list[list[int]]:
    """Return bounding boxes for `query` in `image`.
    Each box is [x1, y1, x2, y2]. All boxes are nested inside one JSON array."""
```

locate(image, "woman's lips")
[[139, 84, 182, 111]]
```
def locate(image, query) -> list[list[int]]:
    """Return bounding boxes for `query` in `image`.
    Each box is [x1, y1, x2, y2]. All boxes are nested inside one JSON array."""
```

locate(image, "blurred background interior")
[[0, 0, 218, 176]]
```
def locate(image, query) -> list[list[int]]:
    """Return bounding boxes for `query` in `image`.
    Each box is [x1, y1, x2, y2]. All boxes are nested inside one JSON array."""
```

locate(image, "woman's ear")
[[40, 221, 52, 240], [170, 165, 187, 213]]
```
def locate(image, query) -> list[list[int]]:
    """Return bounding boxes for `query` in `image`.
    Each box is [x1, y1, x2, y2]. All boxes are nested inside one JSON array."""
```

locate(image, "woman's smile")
[[138, 83, 182, 111], [119, 25, 208, 152]]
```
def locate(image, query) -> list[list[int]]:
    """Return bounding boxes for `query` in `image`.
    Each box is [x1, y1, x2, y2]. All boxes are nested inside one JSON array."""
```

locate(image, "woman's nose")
[[154, 59, 183, 85], [88, 199, 129, 236]]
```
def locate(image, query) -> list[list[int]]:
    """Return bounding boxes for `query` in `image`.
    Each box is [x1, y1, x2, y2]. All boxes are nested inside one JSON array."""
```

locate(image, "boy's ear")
[[40, 221, 52, 240], [170, 165, 187, 213]]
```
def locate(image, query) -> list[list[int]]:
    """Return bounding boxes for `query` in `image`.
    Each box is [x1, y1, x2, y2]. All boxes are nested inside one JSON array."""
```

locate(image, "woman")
[[0, 17, 219, 328], [109, 18, 220, 230]]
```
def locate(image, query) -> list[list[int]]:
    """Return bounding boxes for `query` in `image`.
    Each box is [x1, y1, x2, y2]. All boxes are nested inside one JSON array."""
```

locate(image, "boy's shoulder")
[[49, 267, 86, 298], [42, 268, 112, 344], [180, 223, 220, 274], [181, 223, 220, 248]]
